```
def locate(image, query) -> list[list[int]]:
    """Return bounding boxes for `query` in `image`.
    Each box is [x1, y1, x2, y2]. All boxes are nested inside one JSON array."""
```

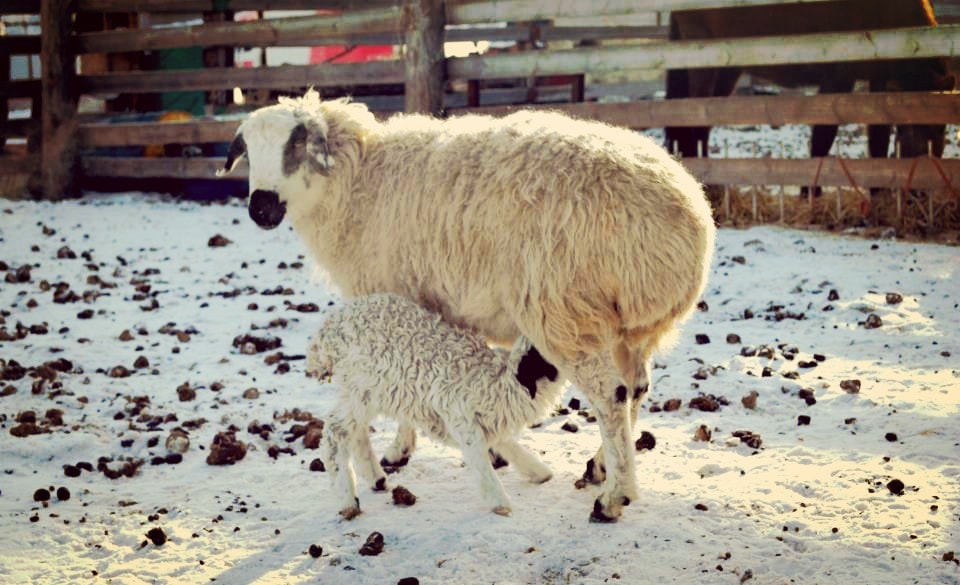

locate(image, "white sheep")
[[307, 293, 564, 519], [221, 90, 716, 522]]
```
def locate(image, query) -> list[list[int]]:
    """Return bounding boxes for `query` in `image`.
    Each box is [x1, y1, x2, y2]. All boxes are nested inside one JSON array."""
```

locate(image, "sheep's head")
[[219, 90, 358, 230]]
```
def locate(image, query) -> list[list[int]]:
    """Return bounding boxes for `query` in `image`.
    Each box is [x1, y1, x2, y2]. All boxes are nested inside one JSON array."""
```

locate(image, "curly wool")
[[308, 293, 564, 517]]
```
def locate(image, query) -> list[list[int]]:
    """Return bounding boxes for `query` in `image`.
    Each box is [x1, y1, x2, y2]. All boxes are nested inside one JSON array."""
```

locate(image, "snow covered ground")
[[0, 194, 957, 585]]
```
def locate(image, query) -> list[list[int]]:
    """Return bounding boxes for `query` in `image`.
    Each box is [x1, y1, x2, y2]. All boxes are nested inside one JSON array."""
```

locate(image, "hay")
[[712, 185, 960, 242]]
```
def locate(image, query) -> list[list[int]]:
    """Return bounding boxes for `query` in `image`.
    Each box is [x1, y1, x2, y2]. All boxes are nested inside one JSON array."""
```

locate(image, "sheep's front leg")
[[321, 417, 362, 520], [452, 426, 513, 516], [568, 354, 641, 523], [492, 438, 552, 484], [381, 422, 417, 470]]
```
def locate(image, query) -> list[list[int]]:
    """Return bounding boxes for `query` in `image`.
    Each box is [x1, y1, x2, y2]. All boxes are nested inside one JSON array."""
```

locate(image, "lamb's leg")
[[567, 352, 641, 523], [492, 438, 552, 484], [322, 417, 362, 520], [351, 424, 388, 493], [381, 422, 417, 469], [452, 426, 513, 516]]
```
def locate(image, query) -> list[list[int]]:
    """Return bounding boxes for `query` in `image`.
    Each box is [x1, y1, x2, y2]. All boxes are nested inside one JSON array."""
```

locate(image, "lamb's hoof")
[[372, 477, 387, 492], [339, 506, 362, 521], [530, 472, 553, 485], [588, 498, 620, 524], [380, 456, 409, 474], [489, 450, 509, 469], [493, 505, 512, 517]]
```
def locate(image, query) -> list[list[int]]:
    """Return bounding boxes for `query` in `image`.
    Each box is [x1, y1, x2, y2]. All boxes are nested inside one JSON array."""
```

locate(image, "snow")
[[0, 193, 958, 585]]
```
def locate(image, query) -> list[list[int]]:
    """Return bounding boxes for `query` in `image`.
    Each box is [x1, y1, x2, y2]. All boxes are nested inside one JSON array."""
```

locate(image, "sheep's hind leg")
[[322, 417, 362, 520], [381, 422, 417, 471], [566, 353, 640, 523], [492, 438, 552, 484], [578, 355, 651, 490], [453, 427, 513, 516]]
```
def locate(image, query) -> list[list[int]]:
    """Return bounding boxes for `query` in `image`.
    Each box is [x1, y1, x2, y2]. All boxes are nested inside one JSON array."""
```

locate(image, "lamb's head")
[[218, 90, 375, 230], [510, 338, 561, 401]]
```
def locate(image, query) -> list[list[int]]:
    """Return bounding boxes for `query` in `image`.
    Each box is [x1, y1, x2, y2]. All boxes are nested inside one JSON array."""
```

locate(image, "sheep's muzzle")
[[249, 189, 286, 230]]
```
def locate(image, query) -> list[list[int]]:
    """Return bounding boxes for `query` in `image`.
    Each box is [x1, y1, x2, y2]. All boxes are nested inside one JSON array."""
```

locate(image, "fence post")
[[40, 0, 79, 200], [403, 0, 445, 115]]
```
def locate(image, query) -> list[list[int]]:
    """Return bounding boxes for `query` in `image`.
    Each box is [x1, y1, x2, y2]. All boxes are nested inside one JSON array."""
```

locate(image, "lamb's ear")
[[515, 344, 559, 399], [217, 132, 246, 177]]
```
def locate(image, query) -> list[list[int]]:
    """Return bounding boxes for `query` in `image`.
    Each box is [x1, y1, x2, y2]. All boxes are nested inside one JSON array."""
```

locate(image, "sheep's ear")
[[308, 131, 334, 175], [217, 132, 246, 177]]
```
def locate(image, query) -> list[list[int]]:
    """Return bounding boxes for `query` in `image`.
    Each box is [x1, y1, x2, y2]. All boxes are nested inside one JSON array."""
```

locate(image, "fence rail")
[[3, 0, 958, 221]]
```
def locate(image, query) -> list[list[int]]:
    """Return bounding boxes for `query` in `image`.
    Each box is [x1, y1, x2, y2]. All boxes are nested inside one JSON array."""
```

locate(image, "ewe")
[[307, 293, 564, 519], [221, 91, 715, 522]]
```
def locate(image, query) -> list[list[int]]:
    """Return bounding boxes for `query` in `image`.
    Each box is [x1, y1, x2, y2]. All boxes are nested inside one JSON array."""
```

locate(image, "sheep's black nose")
[[249, 189, 286, 230]]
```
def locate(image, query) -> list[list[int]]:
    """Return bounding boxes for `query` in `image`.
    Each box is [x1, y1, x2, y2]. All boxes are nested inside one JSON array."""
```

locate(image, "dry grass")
[[709, 185, 960, 244]]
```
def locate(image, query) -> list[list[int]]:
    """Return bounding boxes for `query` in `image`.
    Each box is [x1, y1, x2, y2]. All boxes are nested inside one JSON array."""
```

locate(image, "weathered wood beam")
[[79, 155, 960, 191], [0, 36, 42, 55], [0, 1, 39, 14], [79, 60, 404, 93], [448, 24, 960, 80], [404, 0, 445, 115], [0, 79, 41, 99], [76, 0, 399, 12], [80, 119, 239, 146], [76, 8, 403, 54], [682, 157, 960, 190], [40, 0, 79, 200], [456, 92, 960, 127], [449, 0, 839, 24]]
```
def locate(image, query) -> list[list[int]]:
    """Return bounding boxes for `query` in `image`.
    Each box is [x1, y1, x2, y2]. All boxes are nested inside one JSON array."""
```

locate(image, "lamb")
[[307, 293, 564, 519], [220, 90, 716, 522]]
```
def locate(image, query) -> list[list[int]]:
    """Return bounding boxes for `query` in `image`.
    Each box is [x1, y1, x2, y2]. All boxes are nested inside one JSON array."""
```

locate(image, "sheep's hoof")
[[588, 498, 620, 524], [372, 477, 387, 492], [339, 506, 362, 521], [493, 505, 512, 517]]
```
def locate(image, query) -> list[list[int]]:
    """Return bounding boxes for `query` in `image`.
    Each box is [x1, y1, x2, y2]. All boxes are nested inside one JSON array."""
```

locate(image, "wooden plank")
[[456, 92, 960, 127], [0, 80, 41, 99], [0, 1, 39, 14], [682, 157, 960, 190], [40, 0, 79, 200], [82, 156, 243, 179], [77, 0, 399, 12], [80, 155, 960, 190], [0, 36, 41, 55], [404, 0, 445, 115], [80, 119, 239, 146], [79, 60, 404, 94], [2, 119, 40, 140], [449, 0, 839, 24], [448, 24, 960, 80], [76, 8, 403, 54]]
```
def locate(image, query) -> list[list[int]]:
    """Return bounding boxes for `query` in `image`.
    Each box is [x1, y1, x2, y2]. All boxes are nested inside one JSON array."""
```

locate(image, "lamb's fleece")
[[308, 293, 564, 518]]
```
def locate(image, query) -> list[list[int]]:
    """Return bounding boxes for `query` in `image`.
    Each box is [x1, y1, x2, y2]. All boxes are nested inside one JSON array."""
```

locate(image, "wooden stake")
[[895, 140, 903, 227], [404, 0, 446, 116], [723, 140, 730, 222], [40, 0, 80, 200]]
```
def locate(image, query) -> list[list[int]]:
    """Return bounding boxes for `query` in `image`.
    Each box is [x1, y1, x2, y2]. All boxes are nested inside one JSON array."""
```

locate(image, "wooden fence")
[[2, 0, 959, 228]]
